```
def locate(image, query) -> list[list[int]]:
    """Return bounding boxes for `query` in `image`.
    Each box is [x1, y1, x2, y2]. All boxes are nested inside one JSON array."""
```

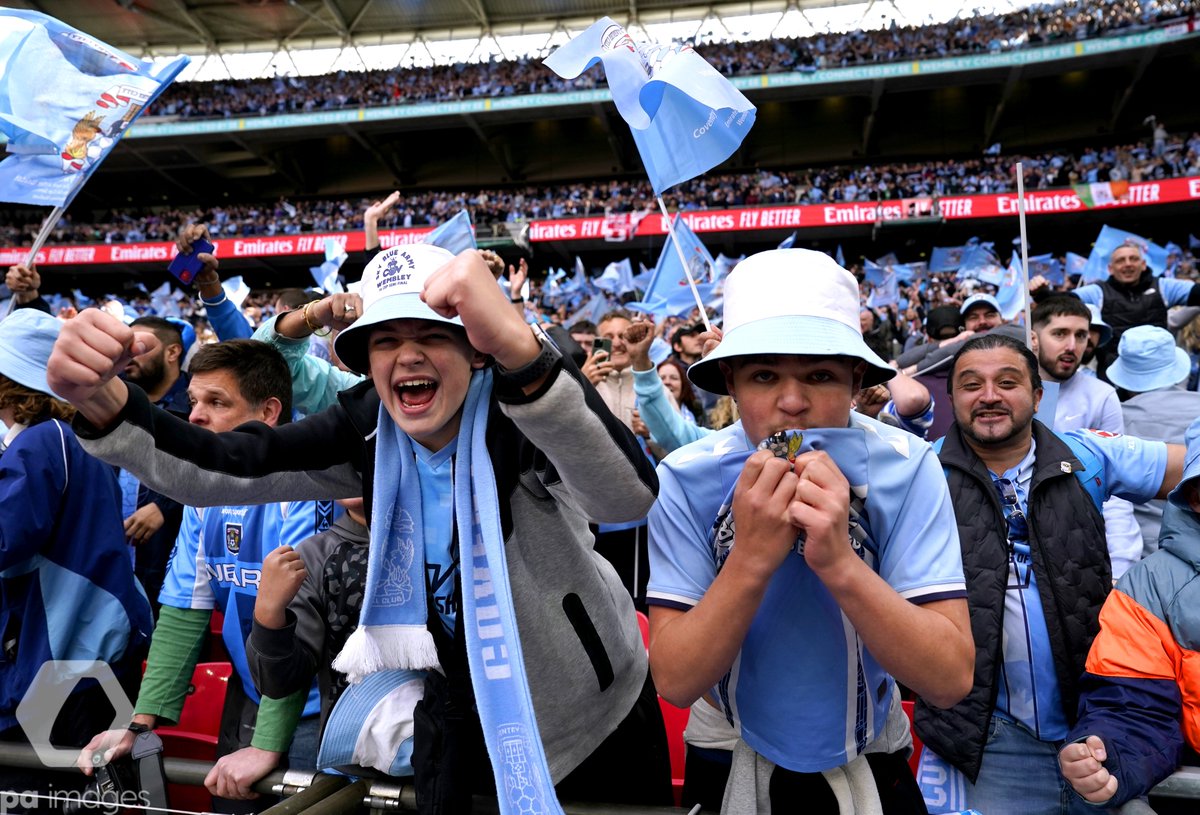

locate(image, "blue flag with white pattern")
[[0, 9, 188, 207], [544, 18, 756, 194]]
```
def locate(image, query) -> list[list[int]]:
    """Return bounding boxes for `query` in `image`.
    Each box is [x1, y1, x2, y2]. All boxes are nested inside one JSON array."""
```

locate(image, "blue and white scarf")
[[328, 369, 564, 814]]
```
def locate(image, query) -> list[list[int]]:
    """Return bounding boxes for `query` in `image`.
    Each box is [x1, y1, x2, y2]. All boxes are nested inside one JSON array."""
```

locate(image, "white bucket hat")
[[333, 244, 459, 374], [687, 249, 896, 394]]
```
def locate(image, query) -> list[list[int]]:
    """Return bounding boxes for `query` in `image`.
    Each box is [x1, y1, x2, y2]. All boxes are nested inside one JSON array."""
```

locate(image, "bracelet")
[[510, 295, 525, 303], [303, 301, 331, 337]]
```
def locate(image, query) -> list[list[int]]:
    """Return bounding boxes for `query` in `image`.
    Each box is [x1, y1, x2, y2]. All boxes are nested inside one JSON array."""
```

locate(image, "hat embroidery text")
[[377, 251, 417, 291]]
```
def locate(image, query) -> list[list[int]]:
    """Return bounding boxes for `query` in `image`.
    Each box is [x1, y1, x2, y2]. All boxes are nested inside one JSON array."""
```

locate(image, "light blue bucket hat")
[[0, 309, 63, 399], [1105, 325, 1190, 393]]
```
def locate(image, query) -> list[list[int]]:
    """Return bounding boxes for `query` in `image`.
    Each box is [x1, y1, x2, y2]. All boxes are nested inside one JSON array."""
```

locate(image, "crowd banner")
[[4, 177, 1200, 266]]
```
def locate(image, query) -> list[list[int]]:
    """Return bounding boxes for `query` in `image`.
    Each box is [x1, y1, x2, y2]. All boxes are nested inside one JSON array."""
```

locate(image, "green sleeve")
[[134, 605, 210, 725], [250, 689, 308, 752], [251, 314, 365, 415]]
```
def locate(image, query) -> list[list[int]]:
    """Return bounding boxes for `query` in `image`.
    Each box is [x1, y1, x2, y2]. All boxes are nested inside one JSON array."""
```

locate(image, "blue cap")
[[960, 293, 1000, 317], [0, 309, 63, 399]]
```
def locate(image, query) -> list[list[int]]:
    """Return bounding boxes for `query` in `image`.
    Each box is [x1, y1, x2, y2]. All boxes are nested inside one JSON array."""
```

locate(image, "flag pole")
[[24, 205, 65, 268], [1015, 162, 1032, 350], [655, 195, 713, 333], [4, 205, 65, 317]]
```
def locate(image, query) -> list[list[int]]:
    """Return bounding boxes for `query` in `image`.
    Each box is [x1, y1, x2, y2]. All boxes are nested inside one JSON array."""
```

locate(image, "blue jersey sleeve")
[[867, 431, 967, 603], [1067, 430, 1168, 504], [281, 500, 336, 547], [159, 506, 216, 610], [1158, 278, 1194, 307], [646, 461, 719, 610]]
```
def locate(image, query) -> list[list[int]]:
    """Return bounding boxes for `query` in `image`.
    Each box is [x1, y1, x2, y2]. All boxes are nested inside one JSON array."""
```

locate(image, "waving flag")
[[627, 218, 717, 318], [956, 245, 1005, 287], [996, 255, 1027, 321], [1073, 180, 1128, 208], [929, 245, 969, 273], [594, 258, 636, 295], [544, 18, 756, 194], [1066, 252, 1088, 281], [0, 10, 188, 207], [1028, 253, 1064, 287], [310, 238, 348, 293], [423, 210, 476, 254], [563, 293, 611, 329], [865, 267, 899, 310], [1082, 225, 1168, 283]]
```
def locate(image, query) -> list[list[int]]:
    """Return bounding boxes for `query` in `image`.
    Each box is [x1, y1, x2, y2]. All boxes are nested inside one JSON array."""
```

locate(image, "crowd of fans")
[[2, 130, 1197, 248], [146, 0, 1198, 120]]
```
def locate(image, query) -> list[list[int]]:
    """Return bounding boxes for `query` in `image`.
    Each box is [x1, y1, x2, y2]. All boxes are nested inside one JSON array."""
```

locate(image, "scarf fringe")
[[333, 624, 442, 684]]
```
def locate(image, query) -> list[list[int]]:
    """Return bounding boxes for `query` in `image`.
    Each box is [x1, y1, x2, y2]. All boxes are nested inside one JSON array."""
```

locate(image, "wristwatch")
[[127, 722, 153, 734], [497, 324, 561, 388]]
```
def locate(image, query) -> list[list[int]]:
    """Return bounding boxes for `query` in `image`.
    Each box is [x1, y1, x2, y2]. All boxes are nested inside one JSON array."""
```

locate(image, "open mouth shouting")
[[395, 377, 439, 412]]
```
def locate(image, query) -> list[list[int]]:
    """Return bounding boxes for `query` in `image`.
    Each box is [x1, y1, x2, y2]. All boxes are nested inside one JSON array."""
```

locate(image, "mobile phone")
[[591, 337, 612, 357], [167, 238, 215, 285]]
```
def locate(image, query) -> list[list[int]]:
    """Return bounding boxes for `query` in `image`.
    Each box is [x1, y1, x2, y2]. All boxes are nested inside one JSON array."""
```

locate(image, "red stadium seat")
[[901, 699, 924, 775], [636, 611, 690, 807], [160, 662, 232, 738], [156, 729, 217, 812]]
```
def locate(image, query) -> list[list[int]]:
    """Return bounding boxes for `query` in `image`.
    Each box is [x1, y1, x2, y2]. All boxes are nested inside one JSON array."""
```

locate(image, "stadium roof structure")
[[9, 0, 876, 53]]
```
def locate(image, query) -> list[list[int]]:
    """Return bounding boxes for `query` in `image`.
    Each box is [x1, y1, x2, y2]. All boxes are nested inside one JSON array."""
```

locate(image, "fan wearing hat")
[[645, 249, 973, 812], [1109, 325, 1200, 556], [0, 309, 152, 792], [47, 246, 671, 809]]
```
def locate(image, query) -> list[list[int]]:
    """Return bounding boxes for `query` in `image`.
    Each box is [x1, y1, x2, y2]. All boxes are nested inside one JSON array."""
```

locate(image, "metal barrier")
[[0, 740, 1195, 813]]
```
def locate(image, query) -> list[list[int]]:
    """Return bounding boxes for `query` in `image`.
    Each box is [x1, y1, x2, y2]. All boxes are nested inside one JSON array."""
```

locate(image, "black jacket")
[[915, 420, 1110, 781]]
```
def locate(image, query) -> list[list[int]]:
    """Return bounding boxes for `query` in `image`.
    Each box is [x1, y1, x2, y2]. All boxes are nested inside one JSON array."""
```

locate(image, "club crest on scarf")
[[500, 723, 547, 815], [378, 509, 416, 606]]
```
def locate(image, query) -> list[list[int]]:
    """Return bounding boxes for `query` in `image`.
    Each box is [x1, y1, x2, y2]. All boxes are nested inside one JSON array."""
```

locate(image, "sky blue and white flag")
[[563, 293, 611, 329], [929, 245, 969, 273], [1028, 253, 1064, 287], [1083, 224, 1168, 283], [626, 217, 717, 318], [633, 261, 654, 291], [1066, 252, 1088, 281], [223, 275, 251, 309], [956, 244, 1005, 286], [0, 10, 189, 207], [865, 269, 899, 310], [834, 245, 846, 268], [422, 209, 476, 254], [777, 231, 796, 250], [543, 18, 756, 194], [862, 259, 888, 287], [310, 238, 347, 293], [71, 288, 93, 308], [594, 258, 636, 295], [996, 254, 1027, 322], [713, 253, 742, 283], [1189, 234, 1200, 251]]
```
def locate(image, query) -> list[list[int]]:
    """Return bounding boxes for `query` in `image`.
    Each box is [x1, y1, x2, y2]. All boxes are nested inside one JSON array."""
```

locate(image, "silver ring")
[[345, 304, 356, 313]]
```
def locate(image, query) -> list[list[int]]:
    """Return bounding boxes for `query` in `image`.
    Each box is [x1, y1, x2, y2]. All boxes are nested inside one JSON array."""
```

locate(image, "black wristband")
[[128, 722, 153, 734]]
